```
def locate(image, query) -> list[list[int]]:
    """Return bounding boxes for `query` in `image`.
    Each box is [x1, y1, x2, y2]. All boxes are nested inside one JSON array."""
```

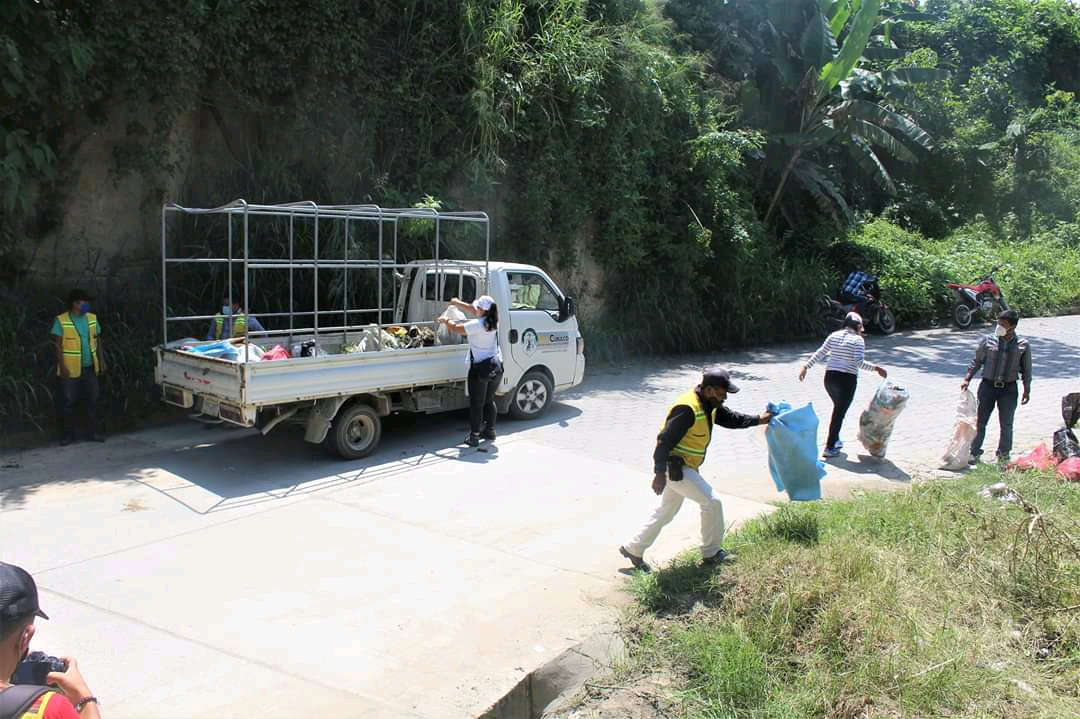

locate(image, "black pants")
[[467, 359, 503, 435], [971, 379, 1019, 459], [58, 372, 99, 438], [823, 370, 858, 450]]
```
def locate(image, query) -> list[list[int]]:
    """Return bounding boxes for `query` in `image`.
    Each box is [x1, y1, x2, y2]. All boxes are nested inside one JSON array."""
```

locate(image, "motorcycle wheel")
[[875, 308, 897, 335], [953, 303, 974, 329]]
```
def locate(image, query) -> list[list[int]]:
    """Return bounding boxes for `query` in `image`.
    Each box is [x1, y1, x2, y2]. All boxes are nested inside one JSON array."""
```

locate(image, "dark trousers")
[[971, 379, 1019, 459], [467, 360, 503, 435], [58, 372, 99, 437], [823, 370, 858, 450]]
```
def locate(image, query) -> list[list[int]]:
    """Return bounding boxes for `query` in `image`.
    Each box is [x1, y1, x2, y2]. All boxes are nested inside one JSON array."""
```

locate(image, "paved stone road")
[[0, 315, 1076, 719]]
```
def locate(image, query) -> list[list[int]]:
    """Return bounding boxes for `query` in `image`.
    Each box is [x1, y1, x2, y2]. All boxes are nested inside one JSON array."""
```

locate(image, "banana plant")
[[759, 0, 946, 226]]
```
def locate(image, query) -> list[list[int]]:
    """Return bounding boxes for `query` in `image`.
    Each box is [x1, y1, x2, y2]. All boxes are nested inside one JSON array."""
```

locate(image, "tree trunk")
[[764, 147, 802, 227]]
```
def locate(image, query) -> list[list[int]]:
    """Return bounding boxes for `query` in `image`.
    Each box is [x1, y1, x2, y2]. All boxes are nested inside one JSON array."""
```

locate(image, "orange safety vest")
[[213, 314, 248, 339], [56, 311, 100, 378], [661, 389, 711, 470]]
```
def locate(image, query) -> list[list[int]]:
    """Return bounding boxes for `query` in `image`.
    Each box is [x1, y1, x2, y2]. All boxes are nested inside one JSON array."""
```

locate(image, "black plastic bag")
[[1053, 427, 1080, 461]]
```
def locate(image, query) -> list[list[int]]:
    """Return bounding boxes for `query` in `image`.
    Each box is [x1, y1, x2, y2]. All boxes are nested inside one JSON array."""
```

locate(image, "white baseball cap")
[[473, 295, 495, 311], [845, 311, 864, 326]]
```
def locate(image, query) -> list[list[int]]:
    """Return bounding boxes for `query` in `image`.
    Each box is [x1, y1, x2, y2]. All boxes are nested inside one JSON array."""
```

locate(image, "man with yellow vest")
[[620, 367, 773, 572], [51, 290, 105, 445], [205, 294, 265, 341]]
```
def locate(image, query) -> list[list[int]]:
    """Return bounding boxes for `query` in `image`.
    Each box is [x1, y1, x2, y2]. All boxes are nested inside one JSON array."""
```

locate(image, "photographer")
[[0, 563, 101, 719]]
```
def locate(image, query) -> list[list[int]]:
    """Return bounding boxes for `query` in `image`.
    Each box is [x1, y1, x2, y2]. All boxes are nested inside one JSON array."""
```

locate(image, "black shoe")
[[480, 429, 496, 441], [968, 454, 981, 466], [464, 433, 480, 447], [702, 549, 733, 567], [619, 546, 651, 573]]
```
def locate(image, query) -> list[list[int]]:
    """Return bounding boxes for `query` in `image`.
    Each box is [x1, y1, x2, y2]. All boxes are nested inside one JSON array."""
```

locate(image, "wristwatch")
[[74, 697, 98, 713]]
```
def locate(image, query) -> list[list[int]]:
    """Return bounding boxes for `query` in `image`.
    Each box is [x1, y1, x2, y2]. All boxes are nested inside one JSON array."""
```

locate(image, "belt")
[[985, 379, 1015, 389]]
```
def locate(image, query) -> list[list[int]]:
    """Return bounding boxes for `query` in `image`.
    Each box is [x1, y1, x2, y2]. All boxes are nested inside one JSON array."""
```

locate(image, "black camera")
[[11, 651, 68, 686]]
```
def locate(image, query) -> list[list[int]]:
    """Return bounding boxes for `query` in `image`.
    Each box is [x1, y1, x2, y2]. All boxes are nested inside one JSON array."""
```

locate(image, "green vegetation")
[[606, 467, 1080, 718], [3, 1, 1080, 434]]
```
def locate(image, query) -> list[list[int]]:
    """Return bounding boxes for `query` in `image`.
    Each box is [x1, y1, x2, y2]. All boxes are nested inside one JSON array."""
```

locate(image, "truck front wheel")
[[328, 402, 382, 459], [509, 371, 553, 420]]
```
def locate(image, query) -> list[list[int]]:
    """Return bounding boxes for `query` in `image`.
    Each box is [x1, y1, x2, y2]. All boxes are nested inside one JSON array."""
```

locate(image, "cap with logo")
[[701, 367, 740, 393], [0, 562, 49, 621]]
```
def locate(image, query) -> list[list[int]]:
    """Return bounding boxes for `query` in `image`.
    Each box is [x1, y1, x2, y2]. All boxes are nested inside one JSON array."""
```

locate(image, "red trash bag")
[[1058, 457, 1080, 482], [260, 345, 291, 361], [1007, 443, 1059, 472]]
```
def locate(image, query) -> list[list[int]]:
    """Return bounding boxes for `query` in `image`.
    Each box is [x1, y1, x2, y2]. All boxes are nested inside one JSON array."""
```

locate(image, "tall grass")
[[623, 468, 1080, 718]]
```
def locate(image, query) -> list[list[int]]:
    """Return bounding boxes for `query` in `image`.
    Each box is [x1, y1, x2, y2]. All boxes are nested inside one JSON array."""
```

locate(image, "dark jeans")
[[823, 370, 858, 450], [971, 379, 1019, 459], [58, 372, 99, 438], [467, 359, 503, 435]]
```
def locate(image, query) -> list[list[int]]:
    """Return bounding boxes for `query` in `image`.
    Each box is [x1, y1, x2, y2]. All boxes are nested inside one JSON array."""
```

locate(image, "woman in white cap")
[[799, 311, 888, 458], [439, 295, 504, 446]]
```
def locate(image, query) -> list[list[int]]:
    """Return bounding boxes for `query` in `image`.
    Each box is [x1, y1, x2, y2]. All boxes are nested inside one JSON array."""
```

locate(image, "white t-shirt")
[[464, 319, 501, 362]]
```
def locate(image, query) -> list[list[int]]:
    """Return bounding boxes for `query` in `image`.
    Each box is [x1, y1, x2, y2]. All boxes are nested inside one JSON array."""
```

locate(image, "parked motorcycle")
[[945, 266, 1009, 329], [820, 277, 896, 335]]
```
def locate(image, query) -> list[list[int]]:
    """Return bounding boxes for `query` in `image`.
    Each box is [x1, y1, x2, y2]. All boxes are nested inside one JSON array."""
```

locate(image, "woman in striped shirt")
[[799, 312, 888, 458]]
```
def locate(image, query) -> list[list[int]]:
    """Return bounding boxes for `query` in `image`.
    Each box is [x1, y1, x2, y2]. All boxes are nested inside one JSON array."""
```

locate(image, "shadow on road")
[[0, 403, 582, 513], [826, 452, 912, 483], [128, 402, 583, 514]]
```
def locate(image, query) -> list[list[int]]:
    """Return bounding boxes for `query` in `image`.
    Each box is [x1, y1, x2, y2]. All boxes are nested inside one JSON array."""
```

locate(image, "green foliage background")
[[3, 0, 1080, 434]]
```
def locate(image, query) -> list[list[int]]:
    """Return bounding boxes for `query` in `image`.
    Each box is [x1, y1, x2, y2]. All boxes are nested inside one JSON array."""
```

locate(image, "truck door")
[[505, 270, 575, 383]]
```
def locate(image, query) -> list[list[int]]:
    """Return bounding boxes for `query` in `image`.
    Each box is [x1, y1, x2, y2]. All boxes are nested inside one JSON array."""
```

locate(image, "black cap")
[[998, 309, 1020, 326], [0, 562, 49, 621], [701, 367, 740, 393]]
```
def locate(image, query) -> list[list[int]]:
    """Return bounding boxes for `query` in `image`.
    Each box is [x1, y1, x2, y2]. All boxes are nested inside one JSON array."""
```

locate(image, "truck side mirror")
[[559, 296, 576, 321]]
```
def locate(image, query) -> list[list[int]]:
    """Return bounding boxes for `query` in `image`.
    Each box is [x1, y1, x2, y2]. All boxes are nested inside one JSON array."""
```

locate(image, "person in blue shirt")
[[51, 289, 105, 444], [840, 269, 877, 319]]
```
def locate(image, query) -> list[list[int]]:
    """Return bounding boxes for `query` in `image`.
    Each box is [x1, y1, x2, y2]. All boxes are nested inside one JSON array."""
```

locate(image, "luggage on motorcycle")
[[941, 390, 978, 470], [764, 401, 825, 501], [858, 380, 910, 458]]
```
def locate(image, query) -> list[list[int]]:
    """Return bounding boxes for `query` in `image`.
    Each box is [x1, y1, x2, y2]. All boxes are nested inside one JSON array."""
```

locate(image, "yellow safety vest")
[[661, 389, 712, 470], [214, 314, 248, 339], [56, 311, 100, 378]]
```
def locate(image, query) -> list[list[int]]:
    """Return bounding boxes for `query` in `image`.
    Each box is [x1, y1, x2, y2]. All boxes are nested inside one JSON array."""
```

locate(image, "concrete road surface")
[[1, 315, 1077, 718]]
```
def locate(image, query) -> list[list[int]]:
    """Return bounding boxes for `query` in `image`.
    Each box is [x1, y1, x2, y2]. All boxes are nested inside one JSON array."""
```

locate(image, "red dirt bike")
[[945, 266, 1009, 329]]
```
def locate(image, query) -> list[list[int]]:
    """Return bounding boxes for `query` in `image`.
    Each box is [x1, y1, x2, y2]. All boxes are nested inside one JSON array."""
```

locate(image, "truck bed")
[[155, 340, 470, 414]]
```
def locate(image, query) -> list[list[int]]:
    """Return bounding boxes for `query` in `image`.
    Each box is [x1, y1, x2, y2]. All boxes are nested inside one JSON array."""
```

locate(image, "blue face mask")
[[222, 305, 233, 316], [78, 302, 91, 314]]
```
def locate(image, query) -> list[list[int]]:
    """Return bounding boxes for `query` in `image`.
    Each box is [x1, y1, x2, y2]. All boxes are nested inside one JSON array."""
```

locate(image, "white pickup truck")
[[155, 202, 585, 458]]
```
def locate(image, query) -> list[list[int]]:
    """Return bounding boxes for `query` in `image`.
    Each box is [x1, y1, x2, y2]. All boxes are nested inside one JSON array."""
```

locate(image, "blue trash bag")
[[765, 401, 826, 501]]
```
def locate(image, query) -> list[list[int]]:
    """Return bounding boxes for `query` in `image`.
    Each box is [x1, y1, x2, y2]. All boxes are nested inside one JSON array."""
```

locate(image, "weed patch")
[[612, 467, 1080, 718]]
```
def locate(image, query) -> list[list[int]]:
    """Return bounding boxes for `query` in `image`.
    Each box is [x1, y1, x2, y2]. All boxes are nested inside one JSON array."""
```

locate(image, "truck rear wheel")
[[328, 402, 382, 459], [509, 371, 553, 420]]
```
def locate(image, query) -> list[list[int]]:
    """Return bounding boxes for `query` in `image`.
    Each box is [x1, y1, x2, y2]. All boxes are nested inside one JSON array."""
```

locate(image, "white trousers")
[[624, 467, 725, 559]]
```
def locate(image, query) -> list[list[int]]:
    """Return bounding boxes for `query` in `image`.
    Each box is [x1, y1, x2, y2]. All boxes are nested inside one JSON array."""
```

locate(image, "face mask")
[[222, 305, 233, 316], [78, 302, 90, 314], [994, 324, 1008, 338]]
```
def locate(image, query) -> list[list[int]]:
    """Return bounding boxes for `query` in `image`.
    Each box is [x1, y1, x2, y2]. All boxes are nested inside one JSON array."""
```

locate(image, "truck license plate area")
[[163, 385, 193, 408], [201, 398, 220, 418]]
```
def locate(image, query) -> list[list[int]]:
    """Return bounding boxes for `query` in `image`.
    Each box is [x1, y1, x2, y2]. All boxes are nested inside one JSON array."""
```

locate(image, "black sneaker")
[[480, 429, 496, 441], [968, 455, 981, 466], [464, 433, 480, 447], [619, 546, 651, 573], [702, 549, 734, 567]]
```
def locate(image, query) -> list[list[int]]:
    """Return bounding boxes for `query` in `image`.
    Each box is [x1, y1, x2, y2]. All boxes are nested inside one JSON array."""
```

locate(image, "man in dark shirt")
[[619, 367, 773, 572], [960, 309, 1032, 464]]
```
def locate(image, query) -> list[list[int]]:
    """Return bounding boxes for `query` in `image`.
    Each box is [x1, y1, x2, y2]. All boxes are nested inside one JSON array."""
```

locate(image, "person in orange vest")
[[206, 293, 265, 340], [51, 290, 105, 445], [619, 368, 774, 572]]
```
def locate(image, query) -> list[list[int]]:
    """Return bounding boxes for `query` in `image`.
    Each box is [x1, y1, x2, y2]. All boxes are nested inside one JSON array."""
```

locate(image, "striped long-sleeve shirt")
[[804, 329, 876, 375]]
